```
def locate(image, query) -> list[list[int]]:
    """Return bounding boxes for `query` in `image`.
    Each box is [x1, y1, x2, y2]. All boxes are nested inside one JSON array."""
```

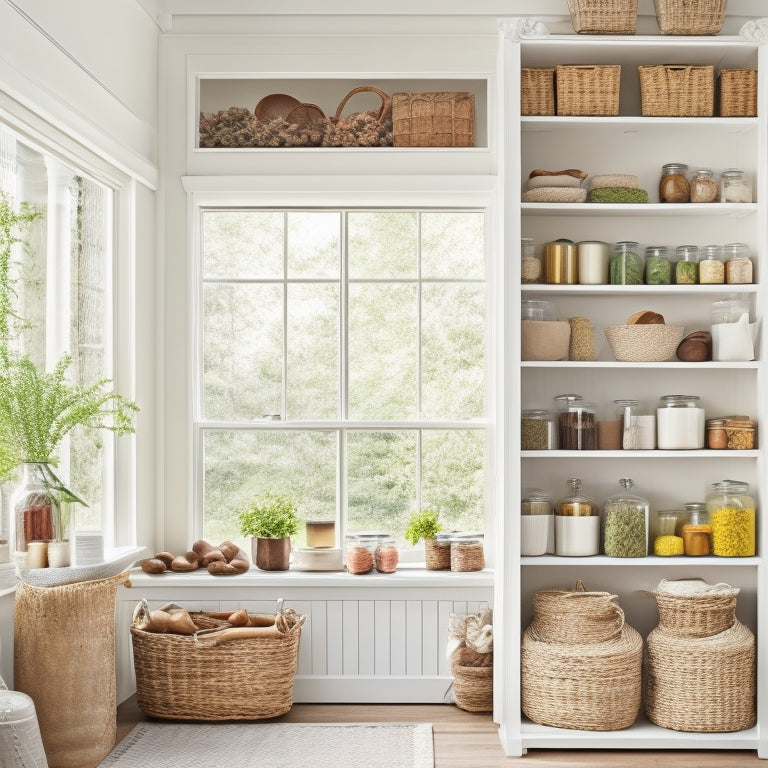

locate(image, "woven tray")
[[556, 65, 621, 116], [639, 65, 714, 117], [521, 68, 555, 116], [452, 659, 493, 712], [719, 69, 758, 117], [654, 0, 726, 35], [392, 91, 474, 147], [567, 0, 637, 34]]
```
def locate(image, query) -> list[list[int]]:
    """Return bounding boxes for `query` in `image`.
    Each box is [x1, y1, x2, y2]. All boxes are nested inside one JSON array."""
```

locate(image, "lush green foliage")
[[404, 508, 443, 545], [238, 493, 300, 539]]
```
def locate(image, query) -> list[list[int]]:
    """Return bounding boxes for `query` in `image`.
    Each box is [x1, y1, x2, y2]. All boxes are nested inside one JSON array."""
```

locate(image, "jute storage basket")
[[392, 92, 474, 147], [451, 659, 493, 712], [654, 588, 737, 638], [424, 537, 451, 570], [521, 68, 555, 116], [719, 69, 758, 117], [567, 0, 637, 34], [556, 65, 621, 116], [639, 65, 714, 117], [521, 585, 642, 731], [654, 0, 727, 35], [131, 607, 305, 720]]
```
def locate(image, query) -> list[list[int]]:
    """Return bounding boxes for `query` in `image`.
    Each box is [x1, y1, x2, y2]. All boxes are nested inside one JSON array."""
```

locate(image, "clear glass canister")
[[554, 394, 596, 450], [521, 298, 556, 321], [544, 238, 577, 284], [614, 399, 656, 450], [659, 162, 690, 203], [720, 169, 752, 203], [374, 536, 399, 573], [653, 510, 684, 556], [602, 478, 648, 558], [690, 168, 719, 203], [345, 534, 375, 574], [656, 394, 705, 449], [521, 237, 542, 284], [698, 245, 725, 284], [555, 477, 599, 556], [682, 508, 712, 556], [610, 241, 644, 285], [644, 246, 672, 285], [577, 240, 611, 285], [521, 489, 554, 556], [521, 409, 556, 450], [723, 242, 753, 284], [674, 245, 699, 285], [707, 480, 756, 556], [706, 418, 728, 449]]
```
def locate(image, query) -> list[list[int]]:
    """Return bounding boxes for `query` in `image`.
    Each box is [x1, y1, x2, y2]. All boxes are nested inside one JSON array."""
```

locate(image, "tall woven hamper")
[[0, 677, 48, 768], [14, 572, 129, 768]]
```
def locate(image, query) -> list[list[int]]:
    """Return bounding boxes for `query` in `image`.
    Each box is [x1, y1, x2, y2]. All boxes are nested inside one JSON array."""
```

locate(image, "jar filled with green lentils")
[[602, 478, 648, 558], [706, 480, 755, 557], [521, 409, 556, 450]]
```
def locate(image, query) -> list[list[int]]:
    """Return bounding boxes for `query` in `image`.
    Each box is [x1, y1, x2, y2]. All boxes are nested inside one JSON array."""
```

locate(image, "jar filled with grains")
[[723, 242, 753, 284], [644, 246, 672, 285], [521, 409, 557, 450], [720, 169, 752, 202], [723, 416, 756, 450], [554, 394, 596, 450], [654, 511, 684, 556], [659, 162, 690, 202], [521, 237, 542, 284], [674, 245, 699, 285], [698, 245, 725, 284], [568, 316, 595, 361], [706, 480, 756, 557], [682, 509, 712, 556], [690, 168, 719, 202], [555, 477, 599, 557], [602, 478, 648, 558]]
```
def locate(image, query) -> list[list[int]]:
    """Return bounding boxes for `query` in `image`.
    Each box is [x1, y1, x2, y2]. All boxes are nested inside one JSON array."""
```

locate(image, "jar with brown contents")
[[659, 162, 690, 203], [690, 169, 719, 203]]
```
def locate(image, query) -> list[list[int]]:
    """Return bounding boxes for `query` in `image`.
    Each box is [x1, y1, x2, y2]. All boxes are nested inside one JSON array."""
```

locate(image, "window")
[[196, 207, 489, 550]]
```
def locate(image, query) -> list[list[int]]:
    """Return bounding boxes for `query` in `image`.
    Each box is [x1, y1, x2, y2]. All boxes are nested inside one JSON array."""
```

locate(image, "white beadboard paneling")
[[374, 600, 391, 675]]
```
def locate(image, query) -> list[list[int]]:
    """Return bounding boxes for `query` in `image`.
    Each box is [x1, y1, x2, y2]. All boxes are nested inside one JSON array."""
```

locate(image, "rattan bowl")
[[604, 324, 684, 362]]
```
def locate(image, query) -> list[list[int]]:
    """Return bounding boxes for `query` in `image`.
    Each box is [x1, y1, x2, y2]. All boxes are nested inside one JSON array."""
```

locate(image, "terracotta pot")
[[252, 536, 291, 570]]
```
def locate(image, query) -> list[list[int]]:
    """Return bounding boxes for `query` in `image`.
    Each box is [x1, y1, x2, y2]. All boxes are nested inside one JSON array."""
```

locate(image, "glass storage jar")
[[345, 534, 375, 574], [520, 237, 541, 284], [674, 245, 699, 285], [723, 242, 753, 284], [374, 536, 399, 573], [577, 240, 611, 285], [521, 489, 555, 555], [706, 480, 756, 557], [555, 477, 599, 557], [682, 509, 712, 556], [659, 162, 690, 202], [656, 394, 705, 449], [720, 169, 752, 202], [521, 298, 557, 321], [602, 478, 648, 558], [706, 418, 728, 449], [544, 238, 577, 284], [690, 168, 719, 202], [614, 399, 656, 450], [654, 510, 684, 556], [554, 394, 596, 450], [644, 246, 672, 285], [609, 241, 644, 285], [711, 295, 754, 362], [521, 409, 556, 450], [698, 245, 725, 284]]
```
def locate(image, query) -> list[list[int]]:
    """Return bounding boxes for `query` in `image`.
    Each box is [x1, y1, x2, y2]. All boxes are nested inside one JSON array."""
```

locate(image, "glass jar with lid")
[[609, 241, 644, 285], [374, 536, 399, 573], [656, 394, 705, 449], [659, 162, 690, 202], [521, 488, 555, 556], [521, 237, 542, 284], [707, 480, 756, 556], [682, 508, 712, 556], [544, 238, 577, 284], [698, 245, 725, 284], [602, 478, 648, 558], [614, 399, 656, 450], [720, 169, 752, 203], [690, 168, 719, 203], [521, 409, 556, 450], [554, 394, 596, 450], [723, 242, 753, 284], [555, 477, 599, 556], [644, 246, 672, 285], [655, 510, 684, 557], [521, 298, 557, 321], [345, 534, 375, 574], [674, 245, 699, 285]]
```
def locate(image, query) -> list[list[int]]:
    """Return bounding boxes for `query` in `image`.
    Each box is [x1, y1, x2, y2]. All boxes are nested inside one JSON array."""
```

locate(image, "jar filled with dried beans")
[[521, 409, 556, 450], [659, 162, 690, 203], [698, 245, 725, 284], [724, 242, 753, 284]]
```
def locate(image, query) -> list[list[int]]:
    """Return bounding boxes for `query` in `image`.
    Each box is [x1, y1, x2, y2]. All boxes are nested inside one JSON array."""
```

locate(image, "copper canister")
[[544, 239, 578, 284]]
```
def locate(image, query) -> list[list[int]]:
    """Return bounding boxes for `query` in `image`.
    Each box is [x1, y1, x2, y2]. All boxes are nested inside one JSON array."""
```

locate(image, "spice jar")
[[674, 245, 698, 285], [521, 237, 542, 284], [345, 534, 375, 574], [707, 480, 755, 557], [656, 394, 705, 450], [682, 509, 711, 556], [659, 163, 690, 203], [554, 394, 596, 450], [644, 246, 672, 285], [720, 169, 752, 203], [374, 536, 399, 573], [577, 240, 611, 285], [614, 399, 656, 450], [544, 238, 578, 284], [555, 477, 599, 557], [521, 409, 556, 450], [609, 241, 644, 285], [568, 316, 595, 361], [690, 168, 719, 203], [723, 242, 753, 284], [680, 502, 705, 535], [521, 489, 554, 556], [706, 418, 728, 449], [602, 478, 648, 558], [698, 245, 725, 284]]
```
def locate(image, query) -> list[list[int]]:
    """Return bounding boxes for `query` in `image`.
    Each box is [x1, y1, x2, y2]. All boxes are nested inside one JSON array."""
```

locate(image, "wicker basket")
[[654, 589, 737, 638], [521, 68, 555, 116], [424, 537, 451, 570], [604, 324, 685, 362], [639, 65, 714, 117], [644, 621, 755, 732], [556, 65, 621, 116], [392, 92, 474, 147], [452, 659, 493, 712], [131, 608, 305, 720], [530, 588, 625, 644], [719, 69, 758, 117], [654, 0, 727, 35], [567, 0, 637, 34]]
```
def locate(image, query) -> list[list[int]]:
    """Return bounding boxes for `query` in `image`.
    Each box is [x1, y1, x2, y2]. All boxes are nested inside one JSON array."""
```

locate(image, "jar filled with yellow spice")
[[706, 480, 755, 557]]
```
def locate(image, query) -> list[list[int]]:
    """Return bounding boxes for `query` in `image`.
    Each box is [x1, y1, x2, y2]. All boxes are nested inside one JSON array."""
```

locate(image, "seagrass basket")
[[530, 588, 625, 644], [654, 588, 737, 638], [392, 91, 474, 147], [131, 608, 305, 720], [639, 65, 714, 117], [424, 537, 451, 570], [451, 659, 493, 712], [654, 0, 727, 35], [556, 65, 621, 116], [567, 0, 637, 34], [604, 324, 685, 362], [719, 69, 758, 117], [521, 68, 555, 116]]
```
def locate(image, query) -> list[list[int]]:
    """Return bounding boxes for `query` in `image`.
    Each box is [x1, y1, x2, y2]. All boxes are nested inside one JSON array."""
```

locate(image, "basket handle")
[[334, 86, 392, 123]]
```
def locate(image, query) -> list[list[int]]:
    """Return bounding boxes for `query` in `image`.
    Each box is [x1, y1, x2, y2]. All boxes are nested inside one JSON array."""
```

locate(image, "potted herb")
[[238, 493, 300, 571], [405, 508, 448, 570]]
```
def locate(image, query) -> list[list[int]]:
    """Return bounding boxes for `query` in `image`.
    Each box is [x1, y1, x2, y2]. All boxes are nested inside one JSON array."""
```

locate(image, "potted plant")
[[238, 492, 299, 571], [405, 508, 449, 570]]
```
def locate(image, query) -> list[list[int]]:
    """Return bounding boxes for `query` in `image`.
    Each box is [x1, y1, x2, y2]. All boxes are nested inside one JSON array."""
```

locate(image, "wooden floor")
[[107, 696, 765, 768]]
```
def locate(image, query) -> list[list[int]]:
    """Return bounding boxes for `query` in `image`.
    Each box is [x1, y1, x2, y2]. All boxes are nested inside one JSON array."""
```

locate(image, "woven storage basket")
[[452, 658, 493, 712], [644, 621, 755, 732], [424, 537, 451, 570], [521, 68, 555, 116], [604, 324, 685, 362], [530, 588, 625, 644], [392, 92, 474, 147], [719, 69, 758, 117], [654, 0, 727, 35], [131, 609, 305, 720], [567, 0, 637, 34], [556, 65, 621, 116], [639, 65, 714, 117], [654, 589, 737, 638]]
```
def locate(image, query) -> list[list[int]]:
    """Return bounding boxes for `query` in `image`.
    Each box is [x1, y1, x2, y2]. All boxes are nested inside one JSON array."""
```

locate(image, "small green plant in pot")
[[405, 508, 449, 570], [238, 493, 300, 571]]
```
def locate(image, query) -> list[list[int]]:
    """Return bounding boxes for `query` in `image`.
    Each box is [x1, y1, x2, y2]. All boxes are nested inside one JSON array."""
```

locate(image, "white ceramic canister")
[[577, 241, 611, 284], [656, 394, 705, 450]]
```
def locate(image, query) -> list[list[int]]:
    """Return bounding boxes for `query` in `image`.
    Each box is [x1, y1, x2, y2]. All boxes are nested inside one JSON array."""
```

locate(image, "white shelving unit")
[[497, 19, 768, 758]]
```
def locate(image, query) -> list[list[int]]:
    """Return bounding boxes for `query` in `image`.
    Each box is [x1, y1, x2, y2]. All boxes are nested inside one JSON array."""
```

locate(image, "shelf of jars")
[[522, 556, 761, 567]]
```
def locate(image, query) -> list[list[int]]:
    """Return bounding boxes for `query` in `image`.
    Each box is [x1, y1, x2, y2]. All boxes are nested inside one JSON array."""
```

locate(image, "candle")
[[26, 541, 48, 569]]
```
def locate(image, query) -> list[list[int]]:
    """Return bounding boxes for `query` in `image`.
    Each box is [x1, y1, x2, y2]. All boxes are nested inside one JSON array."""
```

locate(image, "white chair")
[[0, 675, 48, 768]]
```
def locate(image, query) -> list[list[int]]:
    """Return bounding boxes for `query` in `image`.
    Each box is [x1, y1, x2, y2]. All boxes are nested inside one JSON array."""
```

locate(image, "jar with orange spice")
[[681, 509, 711, 556], [345, 535, 374, 574], [374, 536, 399, 573]]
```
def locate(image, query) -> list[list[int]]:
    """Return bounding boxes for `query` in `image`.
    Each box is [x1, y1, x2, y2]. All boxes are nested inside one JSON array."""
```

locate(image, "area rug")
[[98, 721, 434, 768]]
